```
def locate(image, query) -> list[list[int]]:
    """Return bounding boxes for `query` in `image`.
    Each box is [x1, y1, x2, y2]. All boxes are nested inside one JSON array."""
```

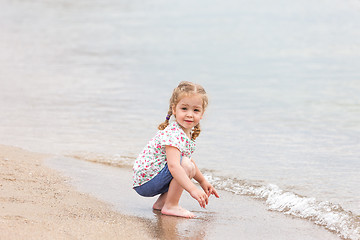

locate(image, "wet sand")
[[46, 155, 342, 240], [0, 144, 156, 240], [0, 143, 342, 239]]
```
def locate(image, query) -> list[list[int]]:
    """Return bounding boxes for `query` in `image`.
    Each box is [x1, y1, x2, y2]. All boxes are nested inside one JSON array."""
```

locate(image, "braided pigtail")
[[158, 109, 173, 130], [191, 123, 201, 140]]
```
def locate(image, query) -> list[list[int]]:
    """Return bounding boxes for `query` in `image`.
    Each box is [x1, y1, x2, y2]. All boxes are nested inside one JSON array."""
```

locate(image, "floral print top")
[[133, 121, 196, 187]]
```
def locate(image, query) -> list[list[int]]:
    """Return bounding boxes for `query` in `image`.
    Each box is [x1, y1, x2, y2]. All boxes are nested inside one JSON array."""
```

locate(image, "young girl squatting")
[[133, 81, 219, 218]]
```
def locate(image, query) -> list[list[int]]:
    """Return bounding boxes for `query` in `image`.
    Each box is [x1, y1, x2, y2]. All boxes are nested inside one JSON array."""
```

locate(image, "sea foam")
[[67, 153, 360, 239], [204, 173, 360, 240]]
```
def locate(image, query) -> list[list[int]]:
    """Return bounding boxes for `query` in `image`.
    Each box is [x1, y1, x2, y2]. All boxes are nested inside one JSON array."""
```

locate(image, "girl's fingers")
[[198, 199, 204, 208], [199, 195, 208, 208], [212, 189, 220, 198], [206, 189, 211, 197]]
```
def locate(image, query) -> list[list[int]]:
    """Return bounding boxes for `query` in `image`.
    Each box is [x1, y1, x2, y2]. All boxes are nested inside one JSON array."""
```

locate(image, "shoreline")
[[0, 144, 155, 240], [46, 154, 342, 240], [1, 144, 342, 240]]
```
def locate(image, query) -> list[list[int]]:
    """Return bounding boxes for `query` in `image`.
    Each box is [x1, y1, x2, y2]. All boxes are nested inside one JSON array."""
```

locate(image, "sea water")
[[0, 0, 359, 239]]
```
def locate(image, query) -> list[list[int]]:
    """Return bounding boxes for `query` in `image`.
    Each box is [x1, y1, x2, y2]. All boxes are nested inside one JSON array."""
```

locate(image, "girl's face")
[[172, 94, 204, 137]]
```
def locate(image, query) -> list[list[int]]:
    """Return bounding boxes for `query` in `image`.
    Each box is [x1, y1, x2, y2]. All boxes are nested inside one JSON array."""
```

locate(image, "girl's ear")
[[171, 104, 176, 116]]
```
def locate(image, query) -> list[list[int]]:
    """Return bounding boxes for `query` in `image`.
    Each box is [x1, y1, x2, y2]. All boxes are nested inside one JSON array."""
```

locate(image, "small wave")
[[204, 173, 360, 240], [66, 152, 134, 168]]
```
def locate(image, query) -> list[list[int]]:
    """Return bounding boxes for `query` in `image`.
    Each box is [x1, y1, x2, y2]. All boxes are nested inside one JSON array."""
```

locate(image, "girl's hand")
[[190, 188, 209, 208], [200, 180, 220, 198]]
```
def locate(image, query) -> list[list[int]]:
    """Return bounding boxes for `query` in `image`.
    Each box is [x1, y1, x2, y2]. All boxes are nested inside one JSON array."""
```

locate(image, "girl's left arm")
[[191, 159, 220, 198]]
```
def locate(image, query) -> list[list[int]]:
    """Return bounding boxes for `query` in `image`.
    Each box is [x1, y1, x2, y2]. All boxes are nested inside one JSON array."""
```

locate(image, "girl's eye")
[[194, 109, 201, 112], [181, 107, 187, 110]]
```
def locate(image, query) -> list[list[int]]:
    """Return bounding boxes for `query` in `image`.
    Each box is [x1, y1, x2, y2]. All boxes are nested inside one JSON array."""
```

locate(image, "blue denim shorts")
[[134, 156, 182, 197]]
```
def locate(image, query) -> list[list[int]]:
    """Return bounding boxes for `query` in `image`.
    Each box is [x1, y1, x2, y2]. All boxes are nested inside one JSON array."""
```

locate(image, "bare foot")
[[161, 205, 195, 218], [153, 193, 167, 211]]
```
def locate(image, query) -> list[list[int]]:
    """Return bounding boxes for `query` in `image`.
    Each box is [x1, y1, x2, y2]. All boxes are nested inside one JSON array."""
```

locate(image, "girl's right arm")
[[166, 146, 208, 208]]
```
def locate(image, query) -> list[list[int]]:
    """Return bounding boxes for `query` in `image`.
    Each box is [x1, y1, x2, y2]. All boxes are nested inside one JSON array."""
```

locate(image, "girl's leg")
[[160, 157, 196, 218], [153, 192, 167, 210]]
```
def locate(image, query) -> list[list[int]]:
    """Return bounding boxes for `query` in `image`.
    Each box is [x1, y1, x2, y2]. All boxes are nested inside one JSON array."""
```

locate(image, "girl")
[[133, 81, 219, 218]]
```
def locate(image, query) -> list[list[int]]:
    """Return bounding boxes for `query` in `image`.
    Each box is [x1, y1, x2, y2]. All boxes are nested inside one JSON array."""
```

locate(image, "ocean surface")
[[1, 0, 359, 239]]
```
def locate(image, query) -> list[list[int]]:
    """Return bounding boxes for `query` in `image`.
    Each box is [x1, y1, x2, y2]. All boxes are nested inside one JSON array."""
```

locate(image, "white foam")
[[66, 152, 134, 168], [205, 174, 360, 240]]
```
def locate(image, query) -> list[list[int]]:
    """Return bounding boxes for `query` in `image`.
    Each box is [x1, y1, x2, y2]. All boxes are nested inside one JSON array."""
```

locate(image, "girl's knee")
[[181, 157, 195, 178]]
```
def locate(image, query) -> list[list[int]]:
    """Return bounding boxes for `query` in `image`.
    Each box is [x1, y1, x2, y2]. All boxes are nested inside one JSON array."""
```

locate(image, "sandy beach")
[[0, 144, 155, 240]]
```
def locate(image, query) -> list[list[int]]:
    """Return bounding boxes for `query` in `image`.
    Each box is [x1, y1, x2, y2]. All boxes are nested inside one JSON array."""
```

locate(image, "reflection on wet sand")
[[150, 209, 215, 240]]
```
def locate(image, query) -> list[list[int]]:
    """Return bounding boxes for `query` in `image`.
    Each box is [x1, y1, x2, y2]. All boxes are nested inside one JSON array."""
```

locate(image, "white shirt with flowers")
[[133, 121, 196, 187]]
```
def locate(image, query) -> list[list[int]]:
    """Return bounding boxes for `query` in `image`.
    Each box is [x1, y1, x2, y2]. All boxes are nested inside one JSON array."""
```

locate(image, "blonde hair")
[[158, 81, 208, 140]]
